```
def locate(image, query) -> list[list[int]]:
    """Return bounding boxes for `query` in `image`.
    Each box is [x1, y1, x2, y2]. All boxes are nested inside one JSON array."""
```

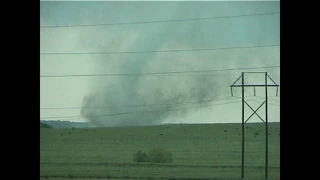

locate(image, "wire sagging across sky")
[[40, 44, 279, 55], [40, 12, 280, 28], [40, 98, 247, 120], [41, 96, 243, 110], [40, 65, 280, 78], [40, 96, 270, 120]]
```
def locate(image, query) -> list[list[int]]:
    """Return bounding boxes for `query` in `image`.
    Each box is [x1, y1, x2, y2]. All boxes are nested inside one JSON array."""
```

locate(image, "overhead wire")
[[40, 65, 280, 78], [40, 44, 279, 55], [40, 12, 280, 28], [40, 96, 245, 120]]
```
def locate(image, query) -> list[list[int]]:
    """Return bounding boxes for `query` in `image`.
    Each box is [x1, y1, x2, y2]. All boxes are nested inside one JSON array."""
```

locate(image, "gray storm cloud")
[[78, 1, 279, 127]]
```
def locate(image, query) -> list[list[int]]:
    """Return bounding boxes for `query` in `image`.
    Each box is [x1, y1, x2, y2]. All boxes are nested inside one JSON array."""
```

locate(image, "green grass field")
[[40, 122, 280, 180]]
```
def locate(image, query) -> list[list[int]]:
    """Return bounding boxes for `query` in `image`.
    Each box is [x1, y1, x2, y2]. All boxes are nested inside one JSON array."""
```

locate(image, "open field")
[[40, 122, 280, 180]]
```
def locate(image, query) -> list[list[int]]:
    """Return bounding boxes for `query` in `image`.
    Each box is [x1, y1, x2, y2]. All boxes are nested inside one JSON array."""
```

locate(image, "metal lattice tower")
[[230, 72, 279, 179]]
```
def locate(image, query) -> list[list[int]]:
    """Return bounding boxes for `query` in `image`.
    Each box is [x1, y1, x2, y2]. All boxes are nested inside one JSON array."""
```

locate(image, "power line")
[[232, 96, 267, 100], [40, 96, 237, 110], [247, 99, 280, 107], [40, 12, 280, 28], [40, 65, 280, 78], [267, 97, 280, 102], [44, 99, 243, 120], [233, 96, 279, 107], [40, 44, 279, 55], [254, 95, 280, 103], [40, 99, 243, 120]]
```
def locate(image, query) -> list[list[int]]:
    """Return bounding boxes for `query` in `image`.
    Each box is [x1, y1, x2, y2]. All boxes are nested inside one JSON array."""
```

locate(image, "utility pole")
[[230, 72, 279, 179]]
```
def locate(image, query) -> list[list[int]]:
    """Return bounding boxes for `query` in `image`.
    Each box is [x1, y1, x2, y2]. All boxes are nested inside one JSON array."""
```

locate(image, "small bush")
[[147, 147, 172, 163], [133, 150, 148, 162]]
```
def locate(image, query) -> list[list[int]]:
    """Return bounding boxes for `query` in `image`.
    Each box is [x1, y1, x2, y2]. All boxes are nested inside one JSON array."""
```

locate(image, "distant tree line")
[[40, 122, 52, 128]]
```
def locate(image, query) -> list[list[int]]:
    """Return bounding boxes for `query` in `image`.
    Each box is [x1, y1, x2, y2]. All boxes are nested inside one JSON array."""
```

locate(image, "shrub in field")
[[133, 150, 148, 162], [147, 147, 172, 163]]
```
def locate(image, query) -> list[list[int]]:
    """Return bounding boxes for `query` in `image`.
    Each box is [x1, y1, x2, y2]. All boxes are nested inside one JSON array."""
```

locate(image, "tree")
[[147, 147, 172, 163], [133, 150, 148, 162]]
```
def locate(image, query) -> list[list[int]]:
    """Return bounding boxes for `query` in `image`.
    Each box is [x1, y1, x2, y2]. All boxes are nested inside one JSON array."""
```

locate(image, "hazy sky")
[[40, 1, 280, 126]]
